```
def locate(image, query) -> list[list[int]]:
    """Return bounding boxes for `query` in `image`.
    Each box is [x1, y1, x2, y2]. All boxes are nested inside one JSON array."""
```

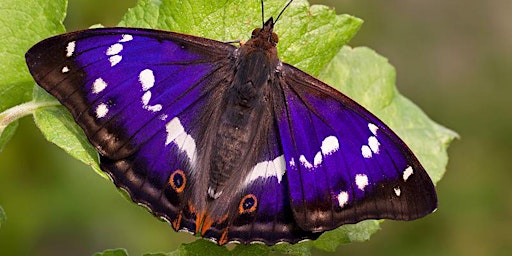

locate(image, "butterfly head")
[[241, 18, 280, 60], [250, 0, 293, 47], [251, 18, 278, 47]]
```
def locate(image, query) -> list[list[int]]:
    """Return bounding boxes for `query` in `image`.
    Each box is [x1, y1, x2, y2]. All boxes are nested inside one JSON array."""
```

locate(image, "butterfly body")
[[204, 20, 278, 200], [26, 12, 437, 245]]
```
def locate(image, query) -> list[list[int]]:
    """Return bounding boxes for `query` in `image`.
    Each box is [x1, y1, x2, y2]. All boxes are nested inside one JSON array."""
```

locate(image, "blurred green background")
[[1, 0, 511, 255]]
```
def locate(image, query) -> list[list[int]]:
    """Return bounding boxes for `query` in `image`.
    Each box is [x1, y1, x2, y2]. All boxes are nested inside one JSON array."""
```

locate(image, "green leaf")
[[312, 220, 381, 251], [272, 242, 313, 256], [0, 0, 67, 149], [119, 0, 362, 76], [33, 87, 103, 176], [161, 239, 272, 256], [230, 243, 271, 256], [0, 205, 5, 229], [93, 248, 129, 256], [169, 239, 231, 256]]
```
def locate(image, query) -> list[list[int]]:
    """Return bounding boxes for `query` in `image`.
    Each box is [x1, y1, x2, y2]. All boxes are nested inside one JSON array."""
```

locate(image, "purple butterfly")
[[25, 0, 436, 246]]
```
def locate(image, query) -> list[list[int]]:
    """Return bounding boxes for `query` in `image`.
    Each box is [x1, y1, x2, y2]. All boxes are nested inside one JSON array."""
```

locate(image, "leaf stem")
[[0, 101, 59, 135]]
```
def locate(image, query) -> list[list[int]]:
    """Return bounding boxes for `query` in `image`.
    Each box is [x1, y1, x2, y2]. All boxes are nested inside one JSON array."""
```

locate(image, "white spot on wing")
[[139, 69, 155, 91], [403, 166, 414, 181], [109, 55, 122, 66], [61, 66, 69, 73], [299, 135, 340, 169], [355, 174, 369, 191], [361, 145, 372, 158], [368, 136, 380, 153], [106, 43, 123, 56], [165, 117, 197, 166], [139, 69, 161, 112], [243, 155, 286, 186], [95, 103, 109, 118], [66, 41, 75, 57], [368, 123, 379, 135], [299, 155, 313, 169], [159, 114, 168, 121], [119, 34, 133, 42], [142, 91, 151, 105], [321, 136, 339, 155], [313, 152, 322, 167], [337, 191, 349, 208], [92, 78, 107, 94], [144, 104, 162, 112], [289, 157, 296, 167], [394, 187, 401, 196]]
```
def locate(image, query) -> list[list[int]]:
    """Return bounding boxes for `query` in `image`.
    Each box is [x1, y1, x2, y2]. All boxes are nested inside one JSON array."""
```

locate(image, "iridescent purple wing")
[[277, 64, 437, 231], [25, 27, 235, 234]]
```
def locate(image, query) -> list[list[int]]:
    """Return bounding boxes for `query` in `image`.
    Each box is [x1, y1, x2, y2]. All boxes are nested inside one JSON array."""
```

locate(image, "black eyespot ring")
[[169, 169, 186, 193], [238, 194, 258, 214]]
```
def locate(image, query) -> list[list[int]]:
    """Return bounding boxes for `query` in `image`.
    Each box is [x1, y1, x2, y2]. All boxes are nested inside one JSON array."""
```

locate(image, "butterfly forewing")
[[25, 27, 237, 234], [26, 28, 234, 158], [277, 64, 437, 231]]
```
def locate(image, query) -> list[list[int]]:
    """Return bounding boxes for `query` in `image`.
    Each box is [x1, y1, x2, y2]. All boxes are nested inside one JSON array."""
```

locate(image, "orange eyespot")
[[238, 194, 258, 214], [169, 169, 186, 193]]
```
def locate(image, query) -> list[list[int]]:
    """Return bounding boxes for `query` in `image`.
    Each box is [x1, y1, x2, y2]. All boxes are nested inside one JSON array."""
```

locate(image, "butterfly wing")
[[25, 28, 236, 234], [277, 64, 437, 231]]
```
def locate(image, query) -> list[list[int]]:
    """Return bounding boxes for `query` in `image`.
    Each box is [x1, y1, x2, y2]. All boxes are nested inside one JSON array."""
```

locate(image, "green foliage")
[[0, 0, 457, 255], [33, 87, 104, 176], [119, 0, 362, 76], [0, 0, 67, 150]]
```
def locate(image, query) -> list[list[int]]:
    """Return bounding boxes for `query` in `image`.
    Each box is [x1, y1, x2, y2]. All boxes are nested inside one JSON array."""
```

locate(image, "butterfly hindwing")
[[200, 118, 319, 244], [277, 64, 437, 231], [25, 28, 236, 234]]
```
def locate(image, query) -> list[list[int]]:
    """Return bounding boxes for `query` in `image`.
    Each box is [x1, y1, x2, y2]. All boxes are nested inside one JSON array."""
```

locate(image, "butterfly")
[[25, 0, 437, 246]]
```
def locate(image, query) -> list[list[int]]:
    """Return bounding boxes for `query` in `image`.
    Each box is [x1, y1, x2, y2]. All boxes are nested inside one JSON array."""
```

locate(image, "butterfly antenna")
[[275, 0, 294, 24], [261, 0, 265, 27]]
